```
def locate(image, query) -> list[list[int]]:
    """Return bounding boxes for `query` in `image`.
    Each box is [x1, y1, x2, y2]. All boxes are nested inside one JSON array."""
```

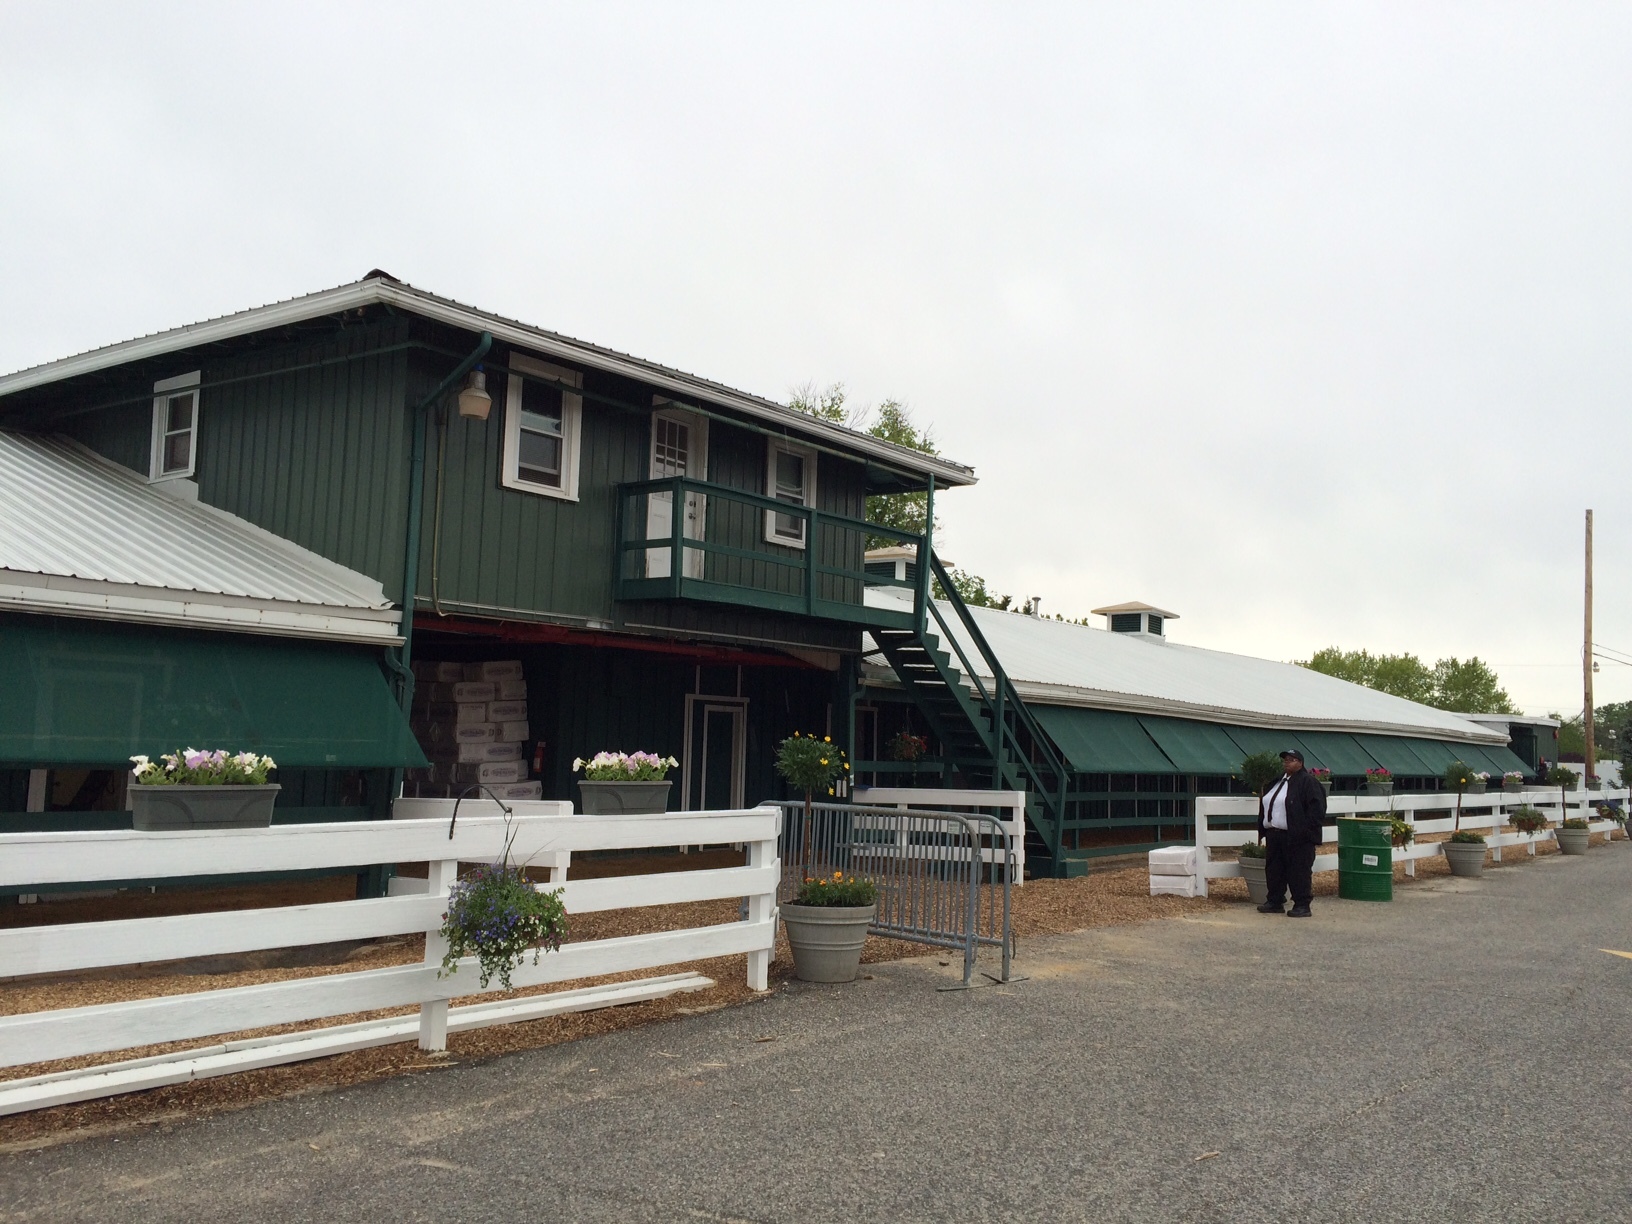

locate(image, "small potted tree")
[[129, 750, 279, 830], [779, 870, 878, 982], [573, 751, 680, 815], [1445, 761, 1475, 833], [1365, 767, 1393, 796], [1234, 752, 1282, 904], [1546, 765, 1589, 855]]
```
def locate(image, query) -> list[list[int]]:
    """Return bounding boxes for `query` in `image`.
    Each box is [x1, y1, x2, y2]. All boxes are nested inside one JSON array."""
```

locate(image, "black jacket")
[[1257, 768, 1327, 845]]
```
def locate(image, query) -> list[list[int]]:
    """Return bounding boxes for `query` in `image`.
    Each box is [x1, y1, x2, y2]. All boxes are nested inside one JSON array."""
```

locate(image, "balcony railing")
[[615, 477, 922, 628]]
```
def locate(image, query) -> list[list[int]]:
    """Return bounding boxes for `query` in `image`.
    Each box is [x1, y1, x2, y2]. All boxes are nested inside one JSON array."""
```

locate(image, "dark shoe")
[[1256, 902, 1285, 914], [1287, 905, 1312, 918]]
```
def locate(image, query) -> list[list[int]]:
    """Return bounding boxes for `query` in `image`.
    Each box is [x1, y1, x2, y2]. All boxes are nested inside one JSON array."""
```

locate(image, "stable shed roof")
[[0, 431, 401, 644], [864, 592, 1507, 746]]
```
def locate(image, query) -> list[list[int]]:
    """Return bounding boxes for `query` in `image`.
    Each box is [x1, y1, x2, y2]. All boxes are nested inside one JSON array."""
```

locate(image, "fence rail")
[[1179, 787, 1627, 897], [0, 801, 780, 1114], [777, 800, 1013, 986]]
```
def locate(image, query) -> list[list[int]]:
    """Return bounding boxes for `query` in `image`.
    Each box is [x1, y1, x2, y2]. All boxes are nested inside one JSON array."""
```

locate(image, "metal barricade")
[[774, 801, 1014, 986]]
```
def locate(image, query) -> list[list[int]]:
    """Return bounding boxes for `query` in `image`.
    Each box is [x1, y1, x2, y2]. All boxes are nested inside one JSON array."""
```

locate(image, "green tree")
[[1300, 648, 1516, 712], [1301, 648, 1435, 704], [790, 382, 1010, 609], [1556, 700, 1632, 759], [1430, 657, 1518, 714], [936, 566, 1012, 610]]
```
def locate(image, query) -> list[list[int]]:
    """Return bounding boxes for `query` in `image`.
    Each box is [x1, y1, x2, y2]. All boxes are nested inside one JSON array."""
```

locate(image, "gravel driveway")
[[5, 844, 1630, 1223]]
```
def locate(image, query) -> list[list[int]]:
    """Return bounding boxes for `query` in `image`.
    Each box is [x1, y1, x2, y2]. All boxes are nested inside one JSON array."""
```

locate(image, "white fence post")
[[418, 856, 458, 1052], [745, 825, 776, 992], [1193, 803, 1211, 897]]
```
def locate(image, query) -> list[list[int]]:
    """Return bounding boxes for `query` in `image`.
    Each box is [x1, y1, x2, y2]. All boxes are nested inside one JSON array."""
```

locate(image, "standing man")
[[1257, 748, 1327, 917]]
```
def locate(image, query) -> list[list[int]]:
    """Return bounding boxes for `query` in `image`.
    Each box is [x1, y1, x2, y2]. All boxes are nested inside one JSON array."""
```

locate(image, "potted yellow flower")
[[780, 870, 877, 982]]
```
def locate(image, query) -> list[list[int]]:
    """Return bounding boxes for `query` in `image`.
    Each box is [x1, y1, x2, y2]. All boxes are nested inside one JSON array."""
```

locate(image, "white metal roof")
[[864, 591, 1506, 744], [0, 432, 401, 644], [0, 274, 976, 489]]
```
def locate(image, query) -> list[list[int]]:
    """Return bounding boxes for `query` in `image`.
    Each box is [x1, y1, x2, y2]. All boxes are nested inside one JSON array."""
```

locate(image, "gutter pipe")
[[385, 331, 492, 710]]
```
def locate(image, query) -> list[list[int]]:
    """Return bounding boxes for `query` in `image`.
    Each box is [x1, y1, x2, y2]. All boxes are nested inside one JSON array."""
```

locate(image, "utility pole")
[[1584, 509, 1595, 782]]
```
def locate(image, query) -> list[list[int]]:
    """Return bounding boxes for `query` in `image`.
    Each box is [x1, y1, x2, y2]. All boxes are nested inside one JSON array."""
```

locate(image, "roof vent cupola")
[[1091, 602, 1178, 642]]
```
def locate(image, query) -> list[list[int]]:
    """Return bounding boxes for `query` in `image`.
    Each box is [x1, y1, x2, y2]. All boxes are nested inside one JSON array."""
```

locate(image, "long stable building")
[[0, 273, 1535, 880]]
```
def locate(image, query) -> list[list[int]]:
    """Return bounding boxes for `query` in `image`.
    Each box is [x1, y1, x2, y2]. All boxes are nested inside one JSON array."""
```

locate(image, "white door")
[[647, 410, 708, 578]]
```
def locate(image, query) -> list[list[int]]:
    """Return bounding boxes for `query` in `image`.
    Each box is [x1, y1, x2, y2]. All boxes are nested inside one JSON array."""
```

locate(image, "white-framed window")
[[502, 354, 583, 501], [764, 438, 816, 547], [149, 371, 200, 482]]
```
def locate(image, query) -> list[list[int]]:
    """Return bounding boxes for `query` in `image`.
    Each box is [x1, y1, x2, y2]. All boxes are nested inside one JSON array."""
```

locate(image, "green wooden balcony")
[[615, 477, 922, 629]]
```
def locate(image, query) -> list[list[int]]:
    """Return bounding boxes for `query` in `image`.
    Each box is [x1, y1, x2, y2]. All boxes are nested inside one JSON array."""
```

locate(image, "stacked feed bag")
[[406, 659, 542, 800], [1148, 845, 1201, 897]]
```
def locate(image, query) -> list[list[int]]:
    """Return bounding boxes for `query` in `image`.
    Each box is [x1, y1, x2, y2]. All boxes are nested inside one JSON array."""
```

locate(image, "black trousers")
[[1264, 829, 1316, 907]]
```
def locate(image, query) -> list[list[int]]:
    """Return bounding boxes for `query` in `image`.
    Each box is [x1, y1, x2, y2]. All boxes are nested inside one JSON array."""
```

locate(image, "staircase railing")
[[918, 550, 1071, 860]]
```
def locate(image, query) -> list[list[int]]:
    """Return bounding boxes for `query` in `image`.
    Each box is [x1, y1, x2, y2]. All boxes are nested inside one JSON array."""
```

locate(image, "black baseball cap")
[[1279, 749, 1304, 762]]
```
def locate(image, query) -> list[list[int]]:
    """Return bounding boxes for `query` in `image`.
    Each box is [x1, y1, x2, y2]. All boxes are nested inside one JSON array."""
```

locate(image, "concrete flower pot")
[[780, 902, 876, 983], [1556, 826, 1590, 855], [576, 780, 671, 815], [1502, 781, 1524, 794], [130, 783, 280, 831], [1468, 781, 1487, 794], [1237, 856, 1270, 905], [1441, 840, 1486, 878], [1365, 781, 1394, 796]]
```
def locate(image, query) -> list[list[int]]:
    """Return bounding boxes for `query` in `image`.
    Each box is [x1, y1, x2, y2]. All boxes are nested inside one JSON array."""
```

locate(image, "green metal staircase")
[[870, 551, 1083, 877]]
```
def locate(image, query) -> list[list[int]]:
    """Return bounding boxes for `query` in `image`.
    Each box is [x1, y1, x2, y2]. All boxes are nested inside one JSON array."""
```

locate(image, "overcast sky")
[[3, 3, 1628, 715]]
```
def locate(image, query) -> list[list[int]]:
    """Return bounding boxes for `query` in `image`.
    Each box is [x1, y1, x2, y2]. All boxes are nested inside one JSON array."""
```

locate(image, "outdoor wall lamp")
[[457, 368, 492, 421]]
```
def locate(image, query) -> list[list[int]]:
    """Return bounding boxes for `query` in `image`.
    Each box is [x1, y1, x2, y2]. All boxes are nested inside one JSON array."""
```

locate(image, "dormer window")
[[149, 371, 200, 482], [1093, 602, 1179, 640]]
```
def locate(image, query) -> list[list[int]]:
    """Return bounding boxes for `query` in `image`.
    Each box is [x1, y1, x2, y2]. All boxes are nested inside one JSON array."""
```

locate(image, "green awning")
[[1402, 739, 1468, 773], [0, 614, 426, 768], [1475, 743, 1531, 775], [1287, 731, 1379, 776], [1139, 716, 1244, 774], [1449, 742, 1528, 776], [1351, 735, 1437, 775], [1031, 706, 1175, 773], [1223, 725, 1298, 761]]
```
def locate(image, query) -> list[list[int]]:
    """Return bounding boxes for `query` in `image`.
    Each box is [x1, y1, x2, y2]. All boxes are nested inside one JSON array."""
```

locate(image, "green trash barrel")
[[1337, 817, 1393, 902]]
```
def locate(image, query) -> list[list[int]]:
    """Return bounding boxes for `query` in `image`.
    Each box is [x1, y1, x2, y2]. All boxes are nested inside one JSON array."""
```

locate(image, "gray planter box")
[[1502, 781, 1524, 793], [1237, 856, 1269, 905], [781, 902, 876, 983], [1442, 840, 1486, 878], [130, 783, 280, 831], [1365, 781, 1394, 796], [1557, 826, 1590, 855], [1468, 781, 1487, 794], [577, 780, 672, 816]]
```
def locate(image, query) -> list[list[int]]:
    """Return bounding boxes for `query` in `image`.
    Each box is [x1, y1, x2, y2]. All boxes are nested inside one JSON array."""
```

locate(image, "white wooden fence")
[[0, 801, 781, 1115], [1177, 787, 1627, 897], [850, 786, 1027, 884]]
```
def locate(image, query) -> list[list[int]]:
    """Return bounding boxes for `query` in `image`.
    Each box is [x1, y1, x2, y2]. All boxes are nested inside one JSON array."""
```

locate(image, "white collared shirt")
[[1264, 775, 1290, 830]]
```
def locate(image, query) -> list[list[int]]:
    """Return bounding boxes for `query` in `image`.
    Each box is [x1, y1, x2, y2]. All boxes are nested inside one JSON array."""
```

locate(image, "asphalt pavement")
[[5, 844, 1632, 1223]]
